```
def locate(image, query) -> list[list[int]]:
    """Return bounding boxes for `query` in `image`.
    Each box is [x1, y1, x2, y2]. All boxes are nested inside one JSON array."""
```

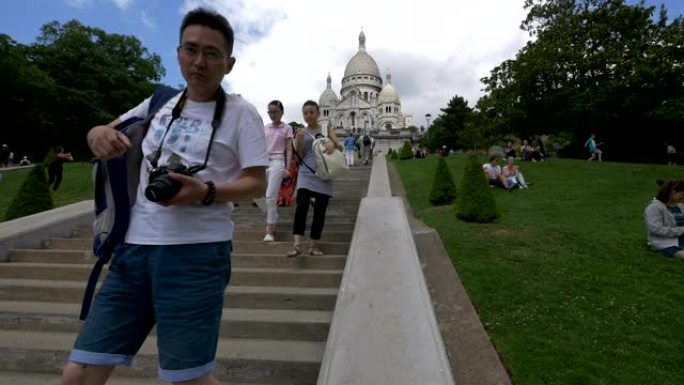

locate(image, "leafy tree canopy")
[[0, 20, 166, 161], [477, 0, 684, 162]]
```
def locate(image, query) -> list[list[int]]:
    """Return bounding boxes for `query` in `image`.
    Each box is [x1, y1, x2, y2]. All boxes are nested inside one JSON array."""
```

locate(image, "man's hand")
[[157, 173, 207, 206], [282, 169, 290, 179], [87, 125, 132, 160]]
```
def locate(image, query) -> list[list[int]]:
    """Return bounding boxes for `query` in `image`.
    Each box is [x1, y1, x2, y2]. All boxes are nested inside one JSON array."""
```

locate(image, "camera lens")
[[145, 175, 182, 202]]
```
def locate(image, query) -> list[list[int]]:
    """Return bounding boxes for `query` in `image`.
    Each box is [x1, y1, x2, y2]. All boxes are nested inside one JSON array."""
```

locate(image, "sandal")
[[286, 244, 302, 258], [309, 246, 324, 256]]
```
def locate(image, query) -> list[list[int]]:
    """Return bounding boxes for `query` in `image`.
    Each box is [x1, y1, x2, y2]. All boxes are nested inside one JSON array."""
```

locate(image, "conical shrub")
[[429, 157, 457, 206], [5, 164, 54, 221], [399, 140, 414, 160], [455, 155, 499, 223]]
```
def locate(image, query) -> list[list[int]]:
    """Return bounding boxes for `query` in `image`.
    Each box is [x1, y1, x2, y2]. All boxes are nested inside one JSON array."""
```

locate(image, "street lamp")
[[424, 113, 431, 133]]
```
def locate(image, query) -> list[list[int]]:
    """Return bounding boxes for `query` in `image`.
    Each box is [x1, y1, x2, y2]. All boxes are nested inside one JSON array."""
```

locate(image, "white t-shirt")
[[119, 92, 268, 245], [483, 163, 502, 180]]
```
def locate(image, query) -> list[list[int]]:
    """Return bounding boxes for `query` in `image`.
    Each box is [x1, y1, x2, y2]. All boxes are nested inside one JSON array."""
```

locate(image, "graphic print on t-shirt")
[[148, 113, 212, 168]]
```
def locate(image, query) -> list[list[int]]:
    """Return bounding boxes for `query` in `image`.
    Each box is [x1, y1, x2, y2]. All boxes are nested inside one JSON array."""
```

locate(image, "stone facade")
[[318, 31, 413, 138]]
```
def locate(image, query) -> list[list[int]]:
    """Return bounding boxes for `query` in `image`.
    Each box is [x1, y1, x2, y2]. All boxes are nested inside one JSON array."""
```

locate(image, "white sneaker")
[[263, 233, 274, 242]]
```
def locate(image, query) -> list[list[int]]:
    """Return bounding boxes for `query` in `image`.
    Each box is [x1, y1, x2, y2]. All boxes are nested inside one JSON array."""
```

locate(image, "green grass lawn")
[[0, 163, 93, 221], [394, 155, 684, 385]]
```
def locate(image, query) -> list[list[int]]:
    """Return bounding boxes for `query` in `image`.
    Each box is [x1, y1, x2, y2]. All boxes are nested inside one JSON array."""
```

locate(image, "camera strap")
[[148, 86, 226, 174]]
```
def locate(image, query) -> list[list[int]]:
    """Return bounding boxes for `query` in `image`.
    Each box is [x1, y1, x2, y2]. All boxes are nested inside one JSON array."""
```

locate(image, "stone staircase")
[[0, 167, 370, 384]]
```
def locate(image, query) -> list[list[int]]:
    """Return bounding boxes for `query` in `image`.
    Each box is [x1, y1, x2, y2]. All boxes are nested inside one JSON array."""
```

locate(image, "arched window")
[[385, 123, 392, 130], [350, 112, 356, 126], [364, 92, 368, 100]]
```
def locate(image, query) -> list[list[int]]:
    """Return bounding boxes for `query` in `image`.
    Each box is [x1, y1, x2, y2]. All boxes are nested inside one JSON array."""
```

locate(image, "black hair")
[[489, 155, 498, 162], [180, 8, 234, 55], [302, 100, 320, 112], [268, 100, 284, 113], [656, 179, 684, 203]]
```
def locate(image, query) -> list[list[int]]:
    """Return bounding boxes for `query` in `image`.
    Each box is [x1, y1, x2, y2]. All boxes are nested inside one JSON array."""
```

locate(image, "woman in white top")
[[644, 179, 684, 258], [260, 100, 293, 242]]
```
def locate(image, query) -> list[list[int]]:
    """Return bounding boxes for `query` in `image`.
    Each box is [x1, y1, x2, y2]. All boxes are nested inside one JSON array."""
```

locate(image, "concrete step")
[[234, 231, 353, 243], [39, 239, 350, 255], [0, 264, 343, 288], [0, 301, 331, 341], [0, 279, 338, 310], [232, 202, 363, 213], [0, 371, 275, 385], [10, 250, 347, 269], [0, 330, 324, 384], [71, 222, 357, 237]]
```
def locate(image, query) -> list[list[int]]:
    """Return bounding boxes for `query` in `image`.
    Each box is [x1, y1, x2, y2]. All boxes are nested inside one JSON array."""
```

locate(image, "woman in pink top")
[[502, 156, 529, 189], [260, 100, 293, 242]]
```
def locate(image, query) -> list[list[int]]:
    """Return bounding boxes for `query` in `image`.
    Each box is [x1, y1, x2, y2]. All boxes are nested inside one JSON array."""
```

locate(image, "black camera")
[[144, 163, 194, 202]]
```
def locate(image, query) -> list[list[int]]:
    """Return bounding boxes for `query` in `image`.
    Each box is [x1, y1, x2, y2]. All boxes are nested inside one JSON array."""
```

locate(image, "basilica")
[[318, 30, 413, 138]]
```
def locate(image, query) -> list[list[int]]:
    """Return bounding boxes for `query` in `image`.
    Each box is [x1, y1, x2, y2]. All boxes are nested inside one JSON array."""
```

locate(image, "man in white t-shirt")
[[483, 155, 511, 190], [62, 8, 268, 385]]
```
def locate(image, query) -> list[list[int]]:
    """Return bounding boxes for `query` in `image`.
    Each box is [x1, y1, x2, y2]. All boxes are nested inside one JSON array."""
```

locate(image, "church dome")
[[319, 74, 339, 106], [343, 31, 381, 79], [378, 70, 400, 104]]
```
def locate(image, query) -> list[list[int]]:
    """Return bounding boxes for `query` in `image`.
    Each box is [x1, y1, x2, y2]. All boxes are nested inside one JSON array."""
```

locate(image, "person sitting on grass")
[[644, 179, 684, 259], [482, 155, 511, 190], [502, 156, 529, 189]]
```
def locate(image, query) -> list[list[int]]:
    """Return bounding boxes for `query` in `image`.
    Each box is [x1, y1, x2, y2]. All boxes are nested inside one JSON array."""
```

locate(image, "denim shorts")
[[69, 241, 232, 382], [657, 246, 684, 257]]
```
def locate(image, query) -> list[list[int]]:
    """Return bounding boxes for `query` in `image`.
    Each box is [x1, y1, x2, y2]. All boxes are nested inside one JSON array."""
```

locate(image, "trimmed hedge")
[[399, 140, 414, 160], [455, 155, 499, 223], [5, 164, 54, 221], [429, 157, 457, 206]]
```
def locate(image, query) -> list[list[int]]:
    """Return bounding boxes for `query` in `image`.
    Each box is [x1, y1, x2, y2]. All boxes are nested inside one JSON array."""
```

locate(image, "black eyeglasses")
[[177, 44, 228, 62]]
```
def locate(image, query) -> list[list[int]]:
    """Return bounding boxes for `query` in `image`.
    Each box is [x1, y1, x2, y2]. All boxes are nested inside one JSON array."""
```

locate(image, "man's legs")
[[52, 167, 64, 190], [152, 242, 231, 383], [345, 150, 354, 167], [62, 244, 155, 384], [173, 374, 220, 385], [62, 363, 115, 385]]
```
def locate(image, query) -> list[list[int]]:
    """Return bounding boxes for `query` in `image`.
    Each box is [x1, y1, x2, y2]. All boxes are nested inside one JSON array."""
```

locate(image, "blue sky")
[[1, 0, 682, 125]]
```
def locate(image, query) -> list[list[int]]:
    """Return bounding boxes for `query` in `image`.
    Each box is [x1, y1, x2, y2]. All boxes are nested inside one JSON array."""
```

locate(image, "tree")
[[398, 141, 414, 160], [455, 155, 499, 223], [428, 157, 457, 206], [0, 21, 166, 161], [478, 0, 684, 162], [423, 95, 473, 152]]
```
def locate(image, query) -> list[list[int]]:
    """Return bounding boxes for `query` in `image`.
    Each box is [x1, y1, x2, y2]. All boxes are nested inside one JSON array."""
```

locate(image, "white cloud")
[[110, 0, 134, 10], [180, 0, 530, 126], [67, 0, 92, 8], [140, 10, 155, 28]]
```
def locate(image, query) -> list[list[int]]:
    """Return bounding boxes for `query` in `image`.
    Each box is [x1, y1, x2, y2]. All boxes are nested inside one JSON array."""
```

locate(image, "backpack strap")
[[292, 141, 316, 174], [80, 86, 180, 321]]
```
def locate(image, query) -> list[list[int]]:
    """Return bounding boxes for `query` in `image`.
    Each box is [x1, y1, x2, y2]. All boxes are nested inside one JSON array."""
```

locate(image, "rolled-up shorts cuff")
[[69, 349, 134, 366], [159, 360, 215, 382]]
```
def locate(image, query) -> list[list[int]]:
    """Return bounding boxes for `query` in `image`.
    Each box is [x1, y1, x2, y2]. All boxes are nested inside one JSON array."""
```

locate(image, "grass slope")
[[0, 163, 93, 222], [394, 155, 684, 385]]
